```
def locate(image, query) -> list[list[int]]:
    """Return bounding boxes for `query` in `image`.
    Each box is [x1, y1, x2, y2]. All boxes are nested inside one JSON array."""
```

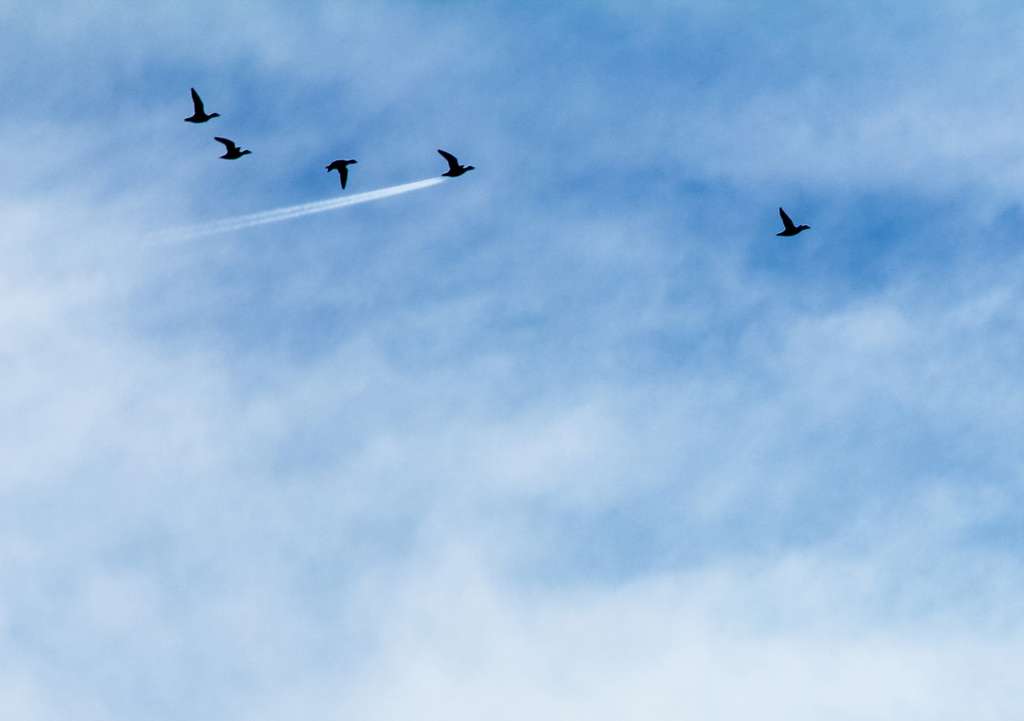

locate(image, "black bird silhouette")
[[325, 159, 358, 189], [184, 88, 220, 123], [776, 207, 810, 236], [438, 149, 474, 177], [214, 137, 251, 159]]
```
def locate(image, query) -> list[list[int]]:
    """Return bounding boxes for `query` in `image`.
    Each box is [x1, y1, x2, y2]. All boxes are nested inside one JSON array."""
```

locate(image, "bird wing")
[[437, 149, 459, 170], [339, 165, 348, 189], [214, 137, 237, 151], [779, 207, 796, 231], [191, 88, 205, 114]]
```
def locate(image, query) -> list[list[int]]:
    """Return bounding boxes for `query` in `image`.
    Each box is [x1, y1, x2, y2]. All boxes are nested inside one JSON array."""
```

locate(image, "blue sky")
[[3, 2, 1024, 719]]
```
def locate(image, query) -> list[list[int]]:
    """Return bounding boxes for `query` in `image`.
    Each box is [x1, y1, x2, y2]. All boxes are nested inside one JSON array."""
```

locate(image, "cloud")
[[3, 2, 1024, 719]]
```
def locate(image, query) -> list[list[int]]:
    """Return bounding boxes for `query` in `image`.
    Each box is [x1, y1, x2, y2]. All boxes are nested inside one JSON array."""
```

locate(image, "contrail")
[[154, 177, 446, 242]]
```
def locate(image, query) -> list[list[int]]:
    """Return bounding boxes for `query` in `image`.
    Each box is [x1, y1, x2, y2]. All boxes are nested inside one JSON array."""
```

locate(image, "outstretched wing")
[[191, 88, 205, 114], [214, 137, 237, 152], [437, 149, 459, 171], [338, 165, 348, 189], [779, 207, 796, 231]]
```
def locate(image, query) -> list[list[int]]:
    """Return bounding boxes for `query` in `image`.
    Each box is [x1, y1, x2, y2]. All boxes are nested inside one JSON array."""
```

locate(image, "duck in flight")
[[214, 137, 251, 159], [776, 207, 810, 236], [184, 88, 220, 123], [438, 149, 474, 177], [325, 159, 358, 189]]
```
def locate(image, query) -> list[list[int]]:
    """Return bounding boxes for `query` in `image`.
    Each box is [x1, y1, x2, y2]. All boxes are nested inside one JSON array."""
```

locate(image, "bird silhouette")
[[776, 207, 810, 236], [325, 159, 358, 189], [214, 137, 251, 159], [438, 149, 474, 177], [184, 88, 220, 123]]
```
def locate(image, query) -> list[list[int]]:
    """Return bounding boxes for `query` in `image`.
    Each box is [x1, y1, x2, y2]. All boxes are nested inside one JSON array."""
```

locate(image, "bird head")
[[465, 165, 475, 172], [210, 112, 221, 119]]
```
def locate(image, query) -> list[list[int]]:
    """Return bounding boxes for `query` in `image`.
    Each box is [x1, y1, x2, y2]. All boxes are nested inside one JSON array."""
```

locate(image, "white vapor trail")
[[155, 177, 446, 241]]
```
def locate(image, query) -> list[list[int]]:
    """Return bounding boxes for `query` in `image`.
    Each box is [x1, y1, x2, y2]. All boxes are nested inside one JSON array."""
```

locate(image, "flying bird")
[[325, 159, 358, 189], [214, 137, 251, 159], [776, 207, 810, 236], [184, 88, 220, 123], [438, 149, 474, 177]]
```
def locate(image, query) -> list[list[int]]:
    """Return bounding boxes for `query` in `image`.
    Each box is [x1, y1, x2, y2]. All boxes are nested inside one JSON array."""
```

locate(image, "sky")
[[2, 1, 1024, 719]]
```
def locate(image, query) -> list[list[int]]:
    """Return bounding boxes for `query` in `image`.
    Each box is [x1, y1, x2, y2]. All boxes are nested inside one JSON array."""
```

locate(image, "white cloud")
[[3, 2, 1024, 719]]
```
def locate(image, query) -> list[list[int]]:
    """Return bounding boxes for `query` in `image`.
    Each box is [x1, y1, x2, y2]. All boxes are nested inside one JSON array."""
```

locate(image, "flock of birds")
[[185, 87, 807, 236], [183, 87, 476, 189]]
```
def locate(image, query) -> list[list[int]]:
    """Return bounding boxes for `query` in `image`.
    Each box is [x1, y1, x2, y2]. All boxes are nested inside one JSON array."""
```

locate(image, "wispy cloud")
[[3, 2, 1024, 720]]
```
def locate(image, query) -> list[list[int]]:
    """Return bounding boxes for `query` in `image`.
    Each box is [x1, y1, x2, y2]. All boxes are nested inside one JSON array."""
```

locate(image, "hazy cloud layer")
[[2, 2, 1024, 719]]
